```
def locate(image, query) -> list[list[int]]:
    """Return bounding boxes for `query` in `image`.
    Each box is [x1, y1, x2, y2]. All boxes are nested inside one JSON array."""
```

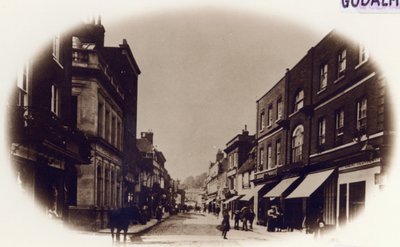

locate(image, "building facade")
[[254, 75, 289, 224], [255, 30, 393, 231], [66, 19, 141, 230], [8, 23, 92, 221], [137, 131, 171, 217], [223, 128, 255, 214]]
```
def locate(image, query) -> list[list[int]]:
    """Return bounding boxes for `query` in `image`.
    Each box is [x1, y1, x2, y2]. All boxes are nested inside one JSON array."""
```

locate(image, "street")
[[125, 212, 313, 246]]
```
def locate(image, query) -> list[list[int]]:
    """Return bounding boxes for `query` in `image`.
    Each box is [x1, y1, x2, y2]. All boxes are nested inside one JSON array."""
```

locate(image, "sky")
[[1, 1, 400, 247], [101, 8, 326, 181]]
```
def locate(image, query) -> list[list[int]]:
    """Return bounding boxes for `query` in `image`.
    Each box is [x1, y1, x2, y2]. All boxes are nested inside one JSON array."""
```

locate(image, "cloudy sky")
[[102, 8, 327, 181]]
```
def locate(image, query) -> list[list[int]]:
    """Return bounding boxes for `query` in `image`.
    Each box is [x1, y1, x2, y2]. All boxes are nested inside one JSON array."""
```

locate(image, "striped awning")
[[223, 195, 243, 204], [286, 169, 334, 199], [264, 176, 299, 198], [240, 184, 266, 201]]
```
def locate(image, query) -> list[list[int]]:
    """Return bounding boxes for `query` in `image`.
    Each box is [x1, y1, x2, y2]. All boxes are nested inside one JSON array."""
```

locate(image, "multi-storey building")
[[223, 128, 255, 214], [254, 75, 290, 224], [8, 27, 91, 221], [304, 31, 392, 228], [66, 19, 141, 230], [205, 150, 225, 213], [136, 131, 169, 217], [257, 30, 393, 231]]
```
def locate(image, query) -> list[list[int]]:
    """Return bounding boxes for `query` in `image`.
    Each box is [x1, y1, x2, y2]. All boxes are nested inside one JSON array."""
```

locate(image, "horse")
[[109, 205, 145, 242]]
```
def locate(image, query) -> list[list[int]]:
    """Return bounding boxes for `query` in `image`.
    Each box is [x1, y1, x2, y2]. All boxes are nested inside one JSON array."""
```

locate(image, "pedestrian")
[[247, 208, 255, 230], [216, 206, 221, 219], [241, 206, 248, 231], [274, 205, 282, 232], [267, 205, 277, 232], [155, 205, 163, 222], [234, 210, 241, 230], [221, 209, 230, 239]]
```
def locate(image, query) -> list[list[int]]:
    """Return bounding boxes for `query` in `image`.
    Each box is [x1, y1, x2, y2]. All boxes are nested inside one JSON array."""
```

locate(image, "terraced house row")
[[205, 30, 393, 230]]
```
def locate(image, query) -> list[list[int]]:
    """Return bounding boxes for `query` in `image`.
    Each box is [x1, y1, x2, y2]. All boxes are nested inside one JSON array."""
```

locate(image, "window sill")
[[336, 132, 344, 137], [317, 88, 326, 95], [334, 75, 345, 84], [355, 59, 368, 70], [53, 56, 64, 69], [288, 110, 300, 118]]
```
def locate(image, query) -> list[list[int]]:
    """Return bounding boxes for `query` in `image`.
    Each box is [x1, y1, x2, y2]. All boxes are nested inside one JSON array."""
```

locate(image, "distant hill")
[[181, 172, 207, 189]]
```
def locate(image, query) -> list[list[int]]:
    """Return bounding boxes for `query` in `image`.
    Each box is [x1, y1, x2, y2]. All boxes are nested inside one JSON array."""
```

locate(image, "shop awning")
[[223, 195, 243, 204], [240, 184, 266, 201], [263, 176, 300, 198], [205, 198, 215, 204], [286, 169, 334, 199]]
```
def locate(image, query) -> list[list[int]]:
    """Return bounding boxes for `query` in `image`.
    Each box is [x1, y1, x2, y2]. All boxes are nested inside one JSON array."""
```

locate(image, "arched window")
[[292, 125, 304, 163], [294, 90, 304, 112]]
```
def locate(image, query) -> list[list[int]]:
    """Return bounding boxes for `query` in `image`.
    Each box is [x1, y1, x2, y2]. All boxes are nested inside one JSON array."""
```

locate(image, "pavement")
[[97, 212, 171, 234]]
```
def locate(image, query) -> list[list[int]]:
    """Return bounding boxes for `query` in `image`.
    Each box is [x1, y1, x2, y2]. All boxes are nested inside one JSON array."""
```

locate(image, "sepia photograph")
[[0, 0, 399, 246]]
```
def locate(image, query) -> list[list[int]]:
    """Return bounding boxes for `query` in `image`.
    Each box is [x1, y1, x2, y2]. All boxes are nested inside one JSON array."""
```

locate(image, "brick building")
[[254, 30, 393, 231], [223, 128, 255, 214]]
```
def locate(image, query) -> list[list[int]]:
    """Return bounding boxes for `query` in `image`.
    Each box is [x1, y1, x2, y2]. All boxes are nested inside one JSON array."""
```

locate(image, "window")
[[260, 112, 265, 131], [17, 64, 28, 107], [319, 63, 328, 90], [338, 49, 347, 77], [267, 145, 272, 169], [229, 155, 233, 169], [117, 121, 122, 150], [359, 44, 369, 64], [111, 116, 116, 146], [294, 90, 304, 112], [357, 98, 367, 130], [292, 125, 304, 163], [259, 148, 264, 171], [276, 98, 283, 121], [336, 109, 344, 136], [104, 168, 109, 206], [51, 84, 59, 116], [98, 101, 104, 137], [276, 140, 281, 166], [96, 165, 102, 206], [267, 105, 273, 126], [105, 109, 110, 142], [52, 33, 62, 64], [318, 118, 326, 145], [242, 172, 250, 189], [234, 153, 238, 167], [111, 170, 115, 207]]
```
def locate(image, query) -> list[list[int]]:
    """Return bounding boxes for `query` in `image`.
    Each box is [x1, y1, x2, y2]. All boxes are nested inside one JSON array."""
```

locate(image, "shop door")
[[349, 181, 366, 221], [338, 184, 347, 226]]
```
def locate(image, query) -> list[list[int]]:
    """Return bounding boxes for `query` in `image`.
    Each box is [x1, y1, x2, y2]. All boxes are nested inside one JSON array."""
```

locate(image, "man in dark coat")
[[221, 209, 230, 239], [234, 210, 241, 230], [247, 208, 255, 230]]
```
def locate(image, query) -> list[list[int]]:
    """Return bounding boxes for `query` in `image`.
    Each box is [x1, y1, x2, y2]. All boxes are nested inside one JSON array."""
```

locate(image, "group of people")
[[218, 206, 256, 239], [233, 206, 255, 231], [267, 205, 283, 232]]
